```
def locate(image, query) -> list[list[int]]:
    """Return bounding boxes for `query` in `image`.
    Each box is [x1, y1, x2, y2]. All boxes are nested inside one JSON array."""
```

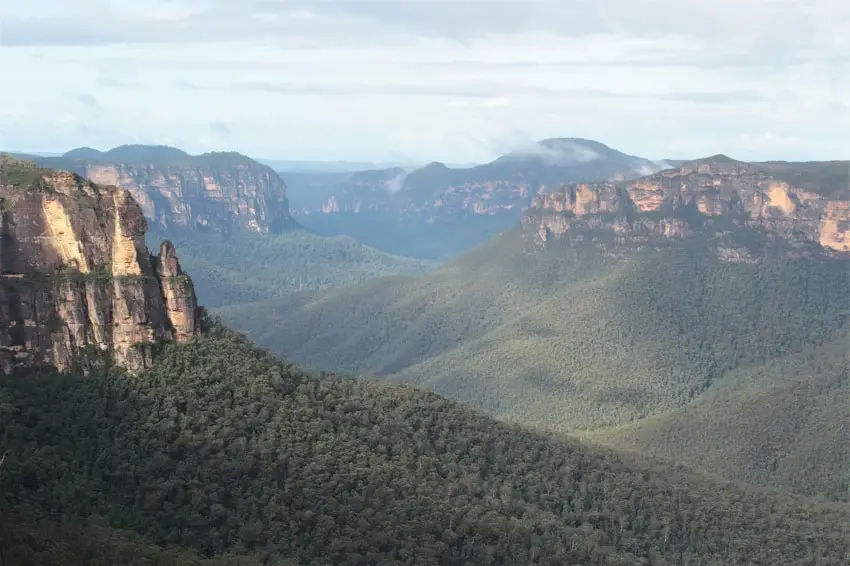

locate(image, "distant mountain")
[[62, 146, 105, 160], [63, 144, 191, 164], [259, 158, 407, 173], [526, 155, 850, 254], [0, 150, 64, 158], [293, 138, 665, 217], [289, 138, 668, 259], [260, 158, 479, 173], [29, 145, 295, 234]]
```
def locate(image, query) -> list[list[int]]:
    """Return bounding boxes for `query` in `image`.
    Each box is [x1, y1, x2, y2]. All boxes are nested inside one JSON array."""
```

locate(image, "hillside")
[[25, 145, 295, 234], [4, 325, 850, 565], [589, 327, 850, 501], [756, 160, 849, 200], [147, 228, 434, 307], [0, 510, 264, 566], [62, 144, 191, 164], [218, 229, 849, 430], [220, 222, 850, 498]]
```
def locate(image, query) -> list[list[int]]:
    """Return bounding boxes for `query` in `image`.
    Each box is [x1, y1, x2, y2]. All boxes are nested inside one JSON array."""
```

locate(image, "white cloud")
[[0, 0, 846, 162], [446, 97, 511, 108]]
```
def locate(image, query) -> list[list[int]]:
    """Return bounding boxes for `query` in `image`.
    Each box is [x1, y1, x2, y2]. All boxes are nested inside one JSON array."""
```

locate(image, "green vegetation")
[[218, 231, 848, 430], [48, 145, 278, 172], [217, 230, 849, 500], [758, 161, 849, 199], [589, 327, 850, 501], [3, 324, 850, 564], [147, 228, 434, 307], [0, 510, 265, 566], [0, 155, 53, 192], [62, 144, 190, 165]]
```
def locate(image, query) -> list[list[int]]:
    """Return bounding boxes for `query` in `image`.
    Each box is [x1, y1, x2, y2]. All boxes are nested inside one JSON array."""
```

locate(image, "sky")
[[0, 0, 847, 164]]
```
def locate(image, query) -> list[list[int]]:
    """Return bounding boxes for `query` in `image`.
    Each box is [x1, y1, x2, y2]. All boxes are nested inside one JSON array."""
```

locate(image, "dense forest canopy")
[[219, 233, 849, 431], [590, 327, 850, 501], [3, 323, 850, 565]]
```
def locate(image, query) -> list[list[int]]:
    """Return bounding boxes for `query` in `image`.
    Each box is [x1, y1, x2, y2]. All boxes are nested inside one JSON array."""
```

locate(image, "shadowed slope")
[[3, 327, 850, 564]]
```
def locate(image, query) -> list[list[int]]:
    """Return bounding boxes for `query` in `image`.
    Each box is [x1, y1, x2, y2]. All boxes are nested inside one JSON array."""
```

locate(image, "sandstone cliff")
[[34, 146, 293, 233], [524, 157, 850, 259], [0, 156, 202, 374]]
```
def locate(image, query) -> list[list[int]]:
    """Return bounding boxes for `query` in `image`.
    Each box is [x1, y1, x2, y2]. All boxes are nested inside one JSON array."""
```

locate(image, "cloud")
[[175, 79, 766, 106], [3, 0, 846, 51], [210, 122, 231, 136], [177, 80, 507, 98], [74, 93, 100, 109], [505, 139, 602, 166], [0, 0, 846, 163], [634, 161, 674, 176], [446, 97, 511, 108], [387, 170, 409, 194]]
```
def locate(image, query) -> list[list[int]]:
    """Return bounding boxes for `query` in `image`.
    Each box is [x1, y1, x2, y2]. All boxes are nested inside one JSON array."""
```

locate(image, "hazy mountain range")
[[2, 140, 849, 565]]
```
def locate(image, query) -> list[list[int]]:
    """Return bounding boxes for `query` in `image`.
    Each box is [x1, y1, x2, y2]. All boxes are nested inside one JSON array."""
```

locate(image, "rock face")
[[33, 146, 293, 233], [524, 157, 850, 259], [287, 138, 668, 221], [0, 157, 202, 374]]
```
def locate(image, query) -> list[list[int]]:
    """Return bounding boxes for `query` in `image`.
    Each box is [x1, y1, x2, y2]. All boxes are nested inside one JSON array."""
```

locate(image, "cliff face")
[[287, 139, 666, 220], [35, 147, 293, 233], [524, 158, 850, 259], [0, 157, 202, 374]]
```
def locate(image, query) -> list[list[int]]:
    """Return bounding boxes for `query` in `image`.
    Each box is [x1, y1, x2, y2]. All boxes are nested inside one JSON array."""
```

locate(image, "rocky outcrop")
[[818, 201, 850, 252], [152, 241, 199, 343], [0, 157, 202, 374], [35, 147, 293, 233], [524, 158, 850, 259]]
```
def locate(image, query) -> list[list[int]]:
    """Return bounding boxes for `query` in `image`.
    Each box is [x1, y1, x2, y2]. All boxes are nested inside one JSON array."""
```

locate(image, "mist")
[[632, 160, 675, 176], [504, 139, 602, 166], [387, 170, 409, 193]]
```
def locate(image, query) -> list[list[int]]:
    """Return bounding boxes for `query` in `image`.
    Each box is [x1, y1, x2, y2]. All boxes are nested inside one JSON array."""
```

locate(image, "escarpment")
[[34, 147, 294, 233], [524, 158, 850, 259], [0, 157, 202, 374]]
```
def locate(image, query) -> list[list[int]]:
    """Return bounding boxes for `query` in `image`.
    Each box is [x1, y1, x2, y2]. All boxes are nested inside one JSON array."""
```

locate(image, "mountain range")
[[256, 158, 480, 172], [10, 139, 680, 260], [285, 138, 675, 258], [287, 138, 671, 217], [1, 146, 850, 564], [218, 154, 850, 501]]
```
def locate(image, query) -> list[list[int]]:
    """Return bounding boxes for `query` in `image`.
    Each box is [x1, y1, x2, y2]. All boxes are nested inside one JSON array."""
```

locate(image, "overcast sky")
[[0, 0, 847, 163]]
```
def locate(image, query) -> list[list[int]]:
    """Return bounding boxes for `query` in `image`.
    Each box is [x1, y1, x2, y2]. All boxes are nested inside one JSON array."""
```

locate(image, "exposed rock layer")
[[33, 148, 292, 233], [0, 158, 202, 373], [524, 159, 850, 259]]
